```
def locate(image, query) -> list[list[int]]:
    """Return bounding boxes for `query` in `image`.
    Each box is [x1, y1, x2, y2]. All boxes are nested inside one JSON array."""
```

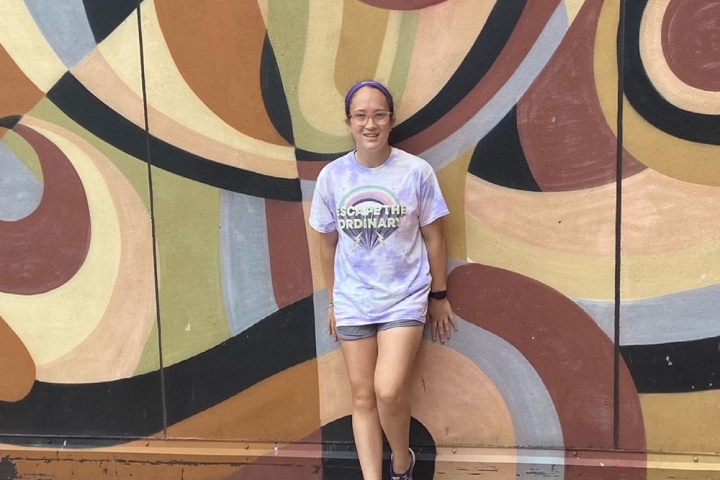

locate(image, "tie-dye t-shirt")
[[309, 148, 449, 327]]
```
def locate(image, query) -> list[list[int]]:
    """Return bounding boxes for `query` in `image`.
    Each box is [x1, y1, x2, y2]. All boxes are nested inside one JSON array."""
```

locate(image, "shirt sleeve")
[[418, 168, 450, 227], [309, 168, 337, 233]]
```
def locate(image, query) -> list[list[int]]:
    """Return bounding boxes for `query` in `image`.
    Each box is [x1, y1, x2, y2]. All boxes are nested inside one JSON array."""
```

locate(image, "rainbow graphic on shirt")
[[337, 186, 407, 251]]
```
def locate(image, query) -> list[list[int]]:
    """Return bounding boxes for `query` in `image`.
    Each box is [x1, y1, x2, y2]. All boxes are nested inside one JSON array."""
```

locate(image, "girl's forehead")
[[350, 87, 390, 109]]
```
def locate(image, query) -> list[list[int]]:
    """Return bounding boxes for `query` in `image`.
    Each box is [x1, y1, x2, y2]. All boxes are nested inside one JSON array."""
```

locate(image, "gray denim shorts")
[[336, 318, 424, 341]]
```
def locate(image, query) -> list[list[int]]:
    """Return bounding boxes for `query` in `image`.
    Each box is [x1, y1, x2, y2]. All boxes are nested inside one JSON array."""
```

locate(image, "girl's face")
[[347, 87, 393, 155]]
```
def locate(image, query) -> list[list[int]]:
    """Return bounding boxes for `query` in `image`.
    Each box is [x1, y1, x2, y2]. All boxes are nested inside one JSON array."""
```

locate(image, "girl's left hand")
[[428, 298, 458, 343]]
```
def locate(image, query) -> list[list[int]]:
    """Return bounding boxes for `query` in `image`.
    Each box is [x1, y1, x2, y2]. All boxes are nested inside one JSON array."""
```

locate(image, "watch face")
[[429, 290, 447, 300]]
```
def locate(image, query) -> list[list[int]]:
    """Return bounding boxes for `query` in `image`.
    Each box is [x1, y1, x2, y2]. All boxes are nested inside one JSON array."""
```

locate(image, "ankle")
[[392, 452, 410, 473]]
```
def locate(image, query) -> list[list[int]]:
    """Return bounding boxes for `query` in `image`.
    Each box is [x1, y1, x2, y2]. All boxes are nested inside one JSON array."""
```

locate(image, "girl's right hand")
[[328, 307, 338, 341]]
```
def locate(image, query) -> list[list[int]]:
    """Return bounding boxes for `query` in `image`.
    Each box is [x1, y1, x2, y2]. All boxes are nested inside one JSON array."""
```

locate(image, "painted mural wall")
[[0, 0, 718, 478]]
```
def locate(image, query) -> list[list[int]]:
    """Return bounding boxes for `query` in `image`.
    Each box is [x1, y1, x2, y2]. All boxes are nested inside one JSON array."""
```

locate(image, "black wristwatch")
[[428, 289, 447, 300]]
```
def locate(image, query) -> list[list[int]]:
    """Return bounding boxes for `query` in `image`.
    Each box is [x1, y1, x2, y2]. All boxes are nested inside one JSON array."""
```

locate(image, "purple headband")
[[344, 80, 394, 117]]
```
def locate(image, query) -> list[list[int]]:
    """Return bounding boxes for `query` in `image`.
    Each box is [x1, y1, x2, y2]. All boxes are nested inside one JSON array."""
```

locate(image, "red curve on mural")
[[357, 0, 449, 10], [265, 199, 314, 309], [663, 0, 720, 92], [516, 0, 645, 191], [449, 264, 646, 459], [0, 124, 91, 295]]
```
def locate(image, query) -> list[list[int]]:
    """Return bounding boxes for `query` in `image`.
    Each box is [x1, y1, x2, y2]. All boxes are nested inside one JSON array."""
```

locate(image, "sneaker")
[[390, 447, 415, 480]]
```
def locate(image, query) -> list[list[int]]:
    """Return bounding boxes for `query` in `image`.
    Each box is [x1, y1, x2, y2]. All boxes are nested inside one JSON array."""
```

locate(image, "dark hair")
[[344, 80, 394, 117]]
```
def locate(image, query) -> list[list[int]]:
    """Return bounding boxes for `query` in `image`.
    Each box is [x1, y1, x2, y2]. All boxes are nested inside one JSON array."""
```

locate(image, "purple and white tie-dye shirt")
[[309, 148, 449, 327]]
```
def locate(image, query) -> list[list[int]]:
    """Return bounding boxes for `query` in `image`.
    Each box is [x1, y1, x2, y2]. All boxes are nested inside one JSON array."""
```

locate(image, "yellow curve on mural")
[[594, 0, 720, 186], [0, 124, 121, 365], [73, 50, 298, 180], [0, 1, 66, 92], [27, 118, 156, 383], [374, 11, 403, 86], [299, 0, 361, 137], [97, 0, 296, 169]]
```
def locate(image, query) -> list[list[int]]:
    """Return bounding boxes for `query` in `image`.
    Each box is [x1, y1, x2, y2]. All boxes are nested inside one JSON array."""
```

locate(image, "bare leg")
[[375, 324, 424, 474], [340, 336, 383, 480]]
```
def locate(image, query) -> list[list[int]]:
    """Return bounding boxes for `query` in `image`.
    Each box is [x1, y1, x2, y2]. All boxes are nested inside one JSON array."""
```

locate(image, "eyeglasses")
[[348, 111, 392, 126]]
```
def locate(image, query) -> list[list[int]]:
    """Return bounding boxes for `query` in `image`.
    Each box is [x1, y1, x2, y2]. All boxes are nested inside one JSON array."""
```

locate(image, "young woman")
[[309, 80, 457, 480]]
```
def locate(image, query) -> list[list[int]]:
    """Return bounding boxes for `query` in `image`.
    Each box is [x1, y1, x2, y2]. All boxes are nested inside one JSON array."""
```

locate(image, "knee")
[[375, 383, 407, 410], [351, 386, 377, 413]]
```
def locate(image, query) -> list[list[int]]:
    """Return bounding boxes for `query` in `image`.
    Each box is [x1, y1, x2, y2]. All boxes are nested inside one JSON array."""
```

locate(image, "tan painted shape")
[[466, 170, 720, 258], [398, 0, 495, 122], [167, 359, 320, 441], [466, 202, 720, 301], [465, 174, 616, 256], [257, 0, 269, 26], [563, 0, 588, 24], [319, 342, 516, 446], [0, 121, 121, 365], [641, 0, 720, 115], [595, 0, 720, 186], [465, 218, 615, 300], [641, 390, 720, 454], [30, 119, 156, 382], [73, 50, 298, 179]]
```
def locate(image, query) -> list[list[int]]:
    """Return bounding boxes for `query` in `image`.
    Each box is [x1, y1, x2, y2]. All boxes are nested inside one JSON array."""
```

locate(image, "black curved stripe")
[[46, 73, 302, 201], [321, 416, 436, 480], [295, 148, 349, 162], [0, 116, 21, 129], [389, 0, 527, 144], [82, 0, 141, 44], [468, 106, 540, 191], [0, 296, 315, 439], [261, 34, 295, 145], [621, 335, 720, 394], [624, 0, 720, 145]]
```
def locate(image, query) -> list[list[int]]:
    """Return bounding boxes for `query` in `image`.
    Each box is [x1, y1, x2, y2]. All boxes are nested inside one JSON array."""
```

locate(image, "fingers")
[[430, 314, 457, 343], [328, 316, 338, 342]]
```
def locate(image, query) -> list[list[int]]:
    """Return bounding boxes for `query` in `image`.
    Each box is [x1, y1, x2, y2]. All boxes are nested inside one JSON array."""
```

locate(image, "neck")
[[355, 145, 392, 168]]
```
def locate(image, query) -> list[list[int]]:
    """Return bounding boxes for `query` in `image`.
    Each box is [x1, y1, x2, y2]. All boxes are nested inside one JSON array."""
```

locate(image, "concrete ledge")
[[1, 440, 720, 479]]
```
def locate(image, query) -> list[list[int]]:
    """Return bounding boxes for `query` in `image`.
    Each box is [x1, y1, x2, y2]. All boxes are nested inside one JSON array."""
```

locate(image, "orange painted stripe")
[[154, 0, 289, 146], [0, 44, 43, 128]]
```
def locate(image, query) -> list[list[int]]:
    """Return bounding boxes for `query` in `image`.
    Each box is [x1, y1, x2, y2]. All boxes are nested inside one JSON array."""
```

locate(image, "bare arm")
[[317, 230, 339, 340], [421, 218, 458, 342]]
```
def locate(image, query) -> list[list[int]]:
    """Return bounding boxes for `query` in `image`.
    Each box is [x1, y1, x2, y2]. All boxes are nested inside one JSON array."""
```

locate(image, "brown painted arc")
[[0, 314, 36, 402], [154, 0, 289, 146], [0, 125, 91, 294], [449, 264, 646, 451], [265, 199, 314, 309], [516, 0, 645, 191], [395, 0, 561, 154], [662, 0, 720, 91], [0, 45, 43, 130]]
